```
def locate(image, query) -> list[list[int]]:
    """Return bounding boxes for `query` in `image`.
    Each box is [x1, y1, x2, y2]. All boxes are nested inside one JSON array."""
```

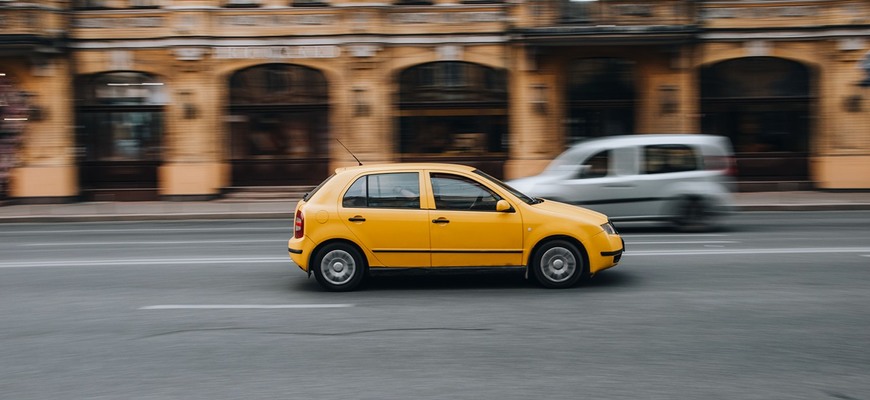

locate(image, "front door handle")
[[431, 218, 450, 224], [348, 216, 366, 222]]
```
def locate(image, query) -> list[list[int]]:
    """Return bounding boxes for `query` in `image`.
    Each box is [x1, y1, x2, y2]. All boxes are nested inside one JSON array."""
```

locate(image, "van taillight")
[[705, 155, 736, 176], [294, 210, 304, 239]]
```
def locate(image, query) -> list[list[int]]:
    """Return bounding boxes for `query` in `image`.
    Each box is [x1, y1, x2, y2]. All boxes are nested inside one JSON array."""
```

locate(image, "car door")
[[338, 172, 431, 268], [426, 172, 524, 267], [550, 146, 641, 218]]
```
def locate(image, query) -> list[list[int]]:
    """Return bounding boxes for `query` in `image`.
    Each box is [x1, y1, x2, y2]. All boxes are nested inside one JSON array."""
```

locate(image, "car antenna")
[[336, 139, 363, 166]]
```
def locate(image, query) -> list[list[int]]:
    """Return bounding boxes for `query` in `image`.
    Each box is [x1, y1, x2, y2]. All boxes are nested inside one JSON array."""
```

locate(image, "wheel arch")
[[308, 238, 369, 277], [527, 235, 591, 276]]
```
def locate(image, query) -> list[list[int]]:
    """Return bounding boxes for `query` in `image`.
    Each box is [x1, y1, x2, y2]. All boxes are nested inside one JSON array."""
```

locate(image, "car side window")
[[342, 172, 420, 209], [580, 150, 610, 178], [644, 145, 699, 174], [431, 173, 501, 211]]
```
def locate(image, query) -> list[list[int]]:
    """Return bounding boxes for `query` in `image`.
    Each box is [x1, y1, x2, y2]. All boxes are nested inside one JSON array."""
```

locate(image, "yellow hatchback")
[[288, 163, 624, 291]]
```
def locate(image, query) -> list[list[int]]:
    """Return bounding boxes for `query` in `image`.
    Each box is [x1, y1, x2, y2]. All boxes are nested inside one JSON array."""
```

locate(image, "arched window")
[[397, 62, 508, 177], [227, 64, 329, 186], [700, 57, 813, 182]]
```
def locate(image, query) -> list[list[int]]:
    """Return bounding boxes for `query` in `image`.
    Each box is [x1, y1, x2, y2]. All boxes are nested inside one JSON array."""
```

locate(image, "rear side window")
[[643, 145, 699, 174], [342, 172, 420, 209]]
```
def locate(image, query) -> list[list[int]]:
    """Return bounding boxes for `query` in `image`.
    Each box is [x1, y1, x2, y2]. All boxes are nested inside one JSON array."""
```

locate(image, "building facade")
[[1, 0, 869, 201]]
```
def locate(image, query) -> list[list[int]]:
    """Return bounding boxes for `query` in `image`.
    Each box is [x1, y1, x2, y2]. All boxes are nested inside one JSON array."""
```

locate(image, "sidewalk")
[[1, 191, 869, 223]]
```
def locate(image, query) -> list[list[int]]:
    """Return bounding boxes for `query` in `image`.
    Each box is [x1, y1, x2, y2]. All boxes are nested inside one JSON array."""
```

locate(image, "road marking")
[[21, 239, 271, 246], [0, 226, 290, 235], [139, 304, 353, 310], [624, 248, 870, 256], [625, 241, 739, 245], [0, 257, 288, 268], [621, 234, 729, 238]]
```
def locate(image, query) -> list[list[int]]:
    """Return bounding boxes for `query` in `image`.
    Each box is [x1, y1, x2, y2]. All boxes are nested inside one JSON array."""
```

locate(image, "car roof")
[[334, 162, 477, 175]]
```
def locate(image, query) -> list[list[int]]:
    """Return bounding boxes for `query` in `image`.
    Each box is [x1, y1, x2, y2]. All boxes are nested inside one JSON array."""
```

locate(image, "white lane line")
[[621, 234, 729, 238], [626, 241, 739, 245], [0, 257, 288, 268], [140, 304, 353, 310], [21, 240, 271, 246], [624, 248, 870, 256]]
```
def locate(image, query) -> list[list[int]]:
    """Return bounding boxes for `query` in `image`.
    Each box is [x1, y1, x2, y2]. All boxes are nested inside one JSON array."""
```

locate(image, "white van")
[[508, 134, 736, 231]]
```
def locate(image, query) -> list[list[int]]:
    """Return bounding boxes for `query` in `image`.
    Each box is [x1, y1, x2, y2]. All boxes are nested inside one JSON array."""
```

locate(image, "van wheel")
[[674, 197, 712, 232], [531, 240, 586, 289], [312, 243, 366, 292]]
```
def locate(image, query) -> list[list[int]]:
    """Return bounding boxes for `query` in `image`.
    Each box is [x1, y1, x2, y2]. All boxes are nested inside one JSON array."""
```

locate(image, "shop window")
[[73, 0, 111, 9], [394, 0, 433, 4], [224, 0, 261, 7], [566, 58, 636, 144], [75, 72, 166, 164], [292, 0, 328, 6]]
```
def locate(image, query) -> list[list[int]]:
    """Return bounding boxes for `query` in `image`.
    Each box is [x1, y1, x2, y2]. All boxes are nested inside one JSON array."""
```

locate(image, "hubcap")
[[540, 247, 576, 283], [320, 249, 356, 286]]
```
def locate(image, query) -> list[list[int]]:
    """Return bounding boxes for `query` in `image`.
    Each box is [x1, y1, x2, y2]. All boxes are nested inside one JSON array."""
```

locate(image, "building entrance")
[[396, 62, 508, 178], [227, 64, 329, 186], [566, 58, 636, 146], [75, 72, 165, 200], [701, 57, 812, 184]]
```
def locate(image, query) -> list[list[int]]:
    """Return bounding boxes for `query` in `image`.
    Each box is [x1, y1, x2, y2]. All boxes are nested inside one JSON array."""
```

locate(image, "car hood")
[[527, 197, 608, 224]]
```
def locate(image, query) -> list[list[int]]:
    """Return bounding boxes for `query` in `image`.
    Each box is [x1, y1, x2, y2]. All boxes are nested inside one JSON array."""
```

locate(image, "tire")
[[530, 239, 586, 289], [673, 197, 712, 232], [312, 243, 366, 292]]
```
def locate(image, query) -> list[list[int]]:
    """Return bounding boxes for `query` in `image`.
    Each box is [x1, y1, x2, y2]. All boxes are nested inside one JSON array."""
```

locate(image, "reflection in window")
[[643, 145, 699, 174], [581, 150, 610, 178], [342, 173, 420, 209], [76, 72, 165, 163], [431, 173, 500, 211]]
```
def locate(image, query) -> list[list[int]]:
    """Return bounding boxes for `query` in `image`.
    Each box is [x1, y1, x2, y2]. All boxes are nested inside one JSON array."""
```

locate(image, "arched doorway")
[[396, 61, 508, 178], [227, 64, 329, 186], [0, 72, 28, 199], [75, 71, 166, 200], [701, 57, 812, 183], [566, 58, 636, 145]]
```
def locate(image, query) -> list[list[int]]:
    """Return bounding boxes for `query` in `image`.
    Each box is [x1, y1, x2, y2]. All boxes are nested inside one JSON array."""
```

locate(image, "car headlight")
[[600, 221, 618, 235]]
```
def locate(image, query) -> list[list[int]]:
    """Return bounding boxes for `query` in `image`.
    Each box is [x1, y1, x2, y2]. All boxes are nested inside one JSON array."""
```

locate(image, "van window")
[[580, 150, 610, 178], [643, 145, 699, 174]]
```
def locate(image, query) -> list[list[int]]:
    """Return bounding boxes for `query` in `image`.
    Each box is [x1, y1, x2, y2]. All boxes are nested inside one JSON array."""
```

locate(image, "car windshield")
[[472, 169, 540, 205]]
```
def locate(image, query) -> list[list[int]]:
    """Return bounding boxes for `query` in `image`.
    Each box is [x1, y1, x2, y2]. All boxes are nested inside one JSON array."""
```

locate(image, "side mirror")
[[496, 200, 513, 212], [577, 164, 591, 179]]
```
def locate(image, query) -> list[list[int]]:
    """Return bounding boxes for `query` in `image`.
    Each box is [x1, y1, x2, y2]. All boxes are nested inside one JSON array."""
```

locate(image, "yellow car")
[[288, 163, 624, 291]]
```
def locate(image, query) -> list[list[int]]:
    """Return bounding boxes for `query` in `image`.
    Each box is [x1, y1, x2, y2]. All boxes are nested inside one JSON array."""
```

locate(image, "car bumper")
[[287, 236, 316, 272], [588, 233, 624, 275]]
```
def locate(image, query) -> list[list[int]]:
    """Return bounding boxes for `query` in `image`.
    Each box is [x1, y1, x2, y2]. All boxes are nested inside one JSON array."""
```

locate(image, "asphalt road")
[[1, 211, 869, 400]]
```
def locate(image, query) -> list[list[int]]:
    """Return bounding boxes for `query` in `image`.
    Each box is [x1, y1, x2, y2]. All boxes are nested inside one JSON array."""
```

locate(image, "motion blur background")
[[1, 0, 869, 202]]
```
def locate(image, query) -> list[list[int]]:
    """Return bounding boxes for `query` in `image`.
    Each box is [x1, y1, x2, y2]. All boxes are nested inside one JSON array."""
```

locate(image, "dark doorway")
[[396, 62, 508, 178], [566, 58, 636, 146], [228, 64, 329, 186], [75, 72, 165, 200], [701, 57, 812, 184]]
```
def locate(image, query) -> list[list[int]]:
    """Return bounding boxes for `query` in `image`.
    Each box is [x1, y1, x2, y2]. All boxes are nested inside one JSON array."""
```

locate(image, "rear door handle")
[[432, 218, 450, 224], [348, 216, 366, 222]]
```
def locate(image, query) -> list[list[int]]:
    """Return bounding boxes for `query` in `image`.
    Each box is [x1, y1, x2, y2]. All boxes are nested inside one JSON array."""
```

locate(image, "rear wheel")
[[312, 243, 366, 292], [531, 240, 586, 289], [673, 197, 713, 232]]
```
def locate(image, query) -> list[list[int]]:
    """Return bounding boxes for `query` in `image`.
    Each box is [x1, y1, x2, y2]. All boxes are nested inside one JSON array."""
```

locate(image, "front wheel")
[[312, 243, 366, 292], [530, 240, 586, 289]]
